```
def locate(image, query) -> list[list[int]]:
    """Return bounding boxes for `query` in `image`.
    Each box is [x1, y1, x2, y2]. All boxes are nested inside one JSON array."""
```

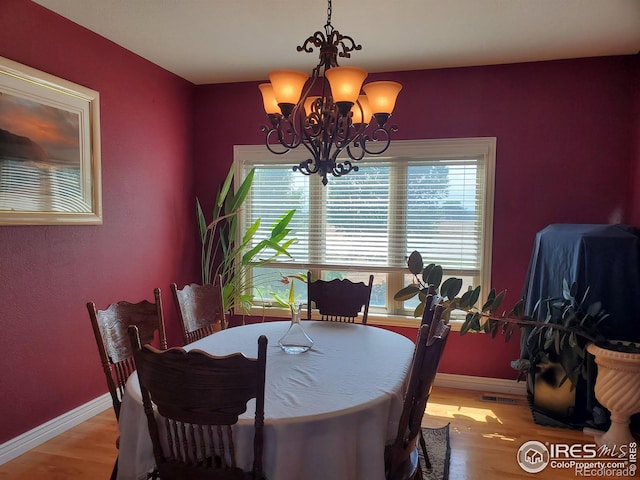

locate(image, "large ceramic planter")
[[587, 343, 640, 448]]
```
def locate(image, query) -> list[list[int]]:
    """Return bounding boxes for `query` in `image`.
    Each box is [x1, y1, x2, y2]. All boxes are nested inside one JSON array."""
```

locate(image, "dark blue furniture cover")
[[522, 223, 640, 343]]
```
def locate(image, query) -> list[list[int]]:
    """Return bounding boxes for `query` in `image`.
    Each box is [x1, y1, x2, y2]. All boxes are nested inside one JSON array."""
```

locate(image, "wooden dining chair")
[[87, 288, 167, 480], [171, 275, 227, 345], [306, 271, 374, 324], [385, 310, 450, 480], [128, 325, 268, 480]]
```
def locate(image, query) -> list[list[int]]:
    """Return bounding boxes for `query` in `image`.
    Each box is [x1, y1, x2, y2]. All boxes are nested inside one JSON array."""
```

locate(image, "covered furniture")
[[87, 288, 167, 480], [117, 320, 415, 480], [128, 325, 267, 480], [171, 275, 227, 345], [521, 223, 640, 429], [306, 271, 374, 324]]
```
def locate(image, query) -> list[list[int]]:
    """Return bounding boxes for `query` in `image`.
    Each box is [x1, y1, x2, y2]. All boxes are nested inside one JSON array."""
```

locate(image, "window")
[[234, 138, 496, 325]]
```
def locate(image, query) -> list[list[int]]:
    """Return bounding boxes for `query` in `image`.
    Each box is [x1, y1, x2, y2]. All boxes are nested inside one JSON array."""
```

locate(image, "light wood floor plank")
[[0, 386, 618, 479]]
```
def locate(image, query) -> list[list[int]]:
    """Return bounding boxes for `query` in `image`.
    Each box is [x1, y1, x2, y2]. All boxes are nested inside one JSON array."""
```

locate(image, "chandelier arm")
[[261, 120, 294, 155], [359, 125, 397, 156], [274, 115, 304, 150], [332, 160, 358, 179], [343, 121, 367, 161], [345, 140, 366, 162]]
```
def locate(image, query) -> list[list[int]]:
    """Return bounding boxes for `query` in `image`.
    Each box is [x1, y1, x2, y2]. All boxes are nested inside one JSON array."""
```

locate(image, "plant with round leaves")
[[395, 250, 639, 388]]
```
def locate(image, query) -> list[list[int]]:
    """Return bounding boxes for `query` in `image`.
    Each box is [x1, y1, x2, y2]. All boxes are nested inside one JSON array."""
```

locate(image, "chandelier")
[[258, 0, 402, 185]]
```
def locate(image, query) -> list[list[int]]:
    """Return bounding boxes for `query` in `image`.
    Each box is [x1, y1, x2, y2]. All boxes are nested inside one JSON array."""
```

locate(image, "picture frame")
[[0, 56, 102, 225]]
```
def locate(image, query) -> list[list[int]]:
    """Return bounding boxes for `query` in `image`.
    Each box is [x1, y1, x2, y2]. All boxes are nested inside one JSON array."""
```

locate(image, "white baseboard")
[[434, 373, 527, 396], [0, 393, 112, 466], [0, 374, 525, 466]]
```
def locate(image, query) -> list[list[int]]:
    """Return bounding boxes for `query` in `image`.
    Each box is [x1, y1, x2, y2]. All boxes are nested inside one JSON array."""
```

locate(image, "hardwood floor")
[[0, 386, 618, 479], [0, 410, 118, 479], [423, 387, 610, 479]]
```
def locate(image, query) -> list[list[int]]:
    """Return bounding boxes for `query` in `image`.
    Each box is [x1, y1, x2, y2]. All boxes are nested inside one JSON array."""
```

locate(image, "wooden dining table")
[[116, 320, 415, 480]]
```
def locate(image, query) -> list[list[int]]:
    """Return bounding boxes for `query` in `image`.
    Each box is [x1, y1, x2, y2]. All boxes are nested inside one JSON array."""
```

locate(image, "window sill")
[[244, 307, 465, 332]]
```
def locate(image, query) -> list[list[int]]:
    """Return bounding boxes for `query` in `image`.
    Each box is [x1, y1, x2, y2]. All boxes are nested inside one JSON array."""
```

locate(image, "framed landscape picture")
[[0, 56, 102, 225]]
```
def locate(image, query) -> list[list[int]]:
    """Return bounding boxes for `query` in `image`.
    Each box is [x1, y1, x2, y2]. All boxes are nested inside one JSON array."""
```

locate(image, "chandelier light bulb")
[[268, 70, 309, 116], [350, 95, 372, 125], [362, 81, 402, 115], [258, 83, 281, 115], [325, 66, 368, 104]]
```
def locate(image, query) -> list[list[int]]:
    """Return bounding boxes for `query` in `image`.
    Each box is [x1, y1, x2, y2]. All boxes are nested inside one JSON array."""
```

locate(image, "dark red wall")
[[0, 0, 199, 442], [194, 56, 639, 380], [1, 0, 639, 446]]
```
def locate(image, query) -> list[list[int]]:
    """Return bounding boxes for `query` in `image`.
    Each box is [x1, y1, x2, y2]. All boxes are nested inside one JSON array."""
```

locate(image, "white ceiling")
[[34, 0, 640, 85]]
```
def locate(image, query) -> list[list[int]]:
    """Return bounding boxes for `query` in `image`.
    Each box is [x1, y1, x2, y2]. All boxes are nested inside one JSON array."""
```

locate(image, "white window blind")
[[234, 138, 495, 319]]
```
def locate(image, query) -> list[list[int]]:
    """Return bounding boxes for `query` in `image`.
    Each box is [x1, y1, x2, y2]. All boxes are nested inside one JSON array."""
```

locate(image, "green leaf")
[[407, 251, 423, 275], [491, 322, 499, 339], [421, 264, 434, 284], [460, 313, 474, 335], [261, 238, 293, 257], [459, 290, 473, 309], [288, 279, 295, 305], [544, 333, 555, 351], [505, 325, 514, 342], [587, 301, 602, 317], [468, 285, 481, 308], [482, 289, 496, 311], [216, 165, 235, 209], [426, 264, 443, 289], [241, 239, 267, 265], [229, 168, 254, 211], [509, 299, 524, 318], [270, 293, 290, 309], [196, 198, 207, 240], [569, 281, 579, 300], [471, 313, 482, 330], [490, 290, 505, 312], [270, 210, 295, 240], [413, 301, 425, 318], [242, 218, 261, 245], [394, 285, 421, 301], [441, 277, 463, 300]]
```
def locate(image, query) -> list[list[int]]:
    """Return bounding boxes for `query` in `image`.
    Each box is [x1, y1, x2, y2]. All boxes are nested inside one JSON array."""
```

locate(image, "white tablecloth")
[[117, 320, 415, 480]]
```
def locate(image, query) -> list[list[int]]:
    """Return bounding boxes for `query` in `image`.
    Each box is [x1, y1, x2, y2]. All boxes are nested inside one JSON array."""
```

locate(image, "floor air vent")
[[481, 394, 519, 405]]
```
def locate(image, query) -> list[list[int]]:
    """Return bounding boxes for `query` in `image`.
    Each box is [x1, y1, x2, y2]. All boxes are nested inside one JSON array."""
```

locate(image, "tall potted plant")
[[395, 250, 640, 448], [197, 165, 296, 315]]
